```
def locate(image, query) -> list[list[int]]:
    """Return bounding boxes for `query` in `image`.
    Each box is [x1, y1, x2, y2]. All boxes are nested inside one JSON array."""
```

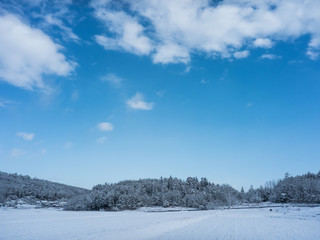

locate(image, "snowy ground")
[[1, 206, 320, 240]]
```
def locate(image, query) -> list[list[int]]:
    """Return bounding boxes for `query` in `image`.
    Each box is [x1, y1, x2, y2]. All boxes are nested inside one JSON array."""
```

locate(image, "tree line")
[[65, 171, 320, 211], [1, 171, 319, 210]]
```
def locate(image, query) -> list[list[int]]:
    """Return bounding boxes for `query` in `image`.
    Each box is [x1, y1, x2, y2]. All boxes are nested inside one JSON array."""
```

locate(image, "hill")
[[0, 171, 90, 207]]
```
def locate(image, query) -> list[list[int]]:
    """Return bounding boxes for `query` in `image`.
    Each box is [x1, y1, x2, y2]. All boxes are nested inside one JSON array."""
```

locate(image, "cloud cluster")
[[92, 0, 320, 63], [0, 14, 75, 92]]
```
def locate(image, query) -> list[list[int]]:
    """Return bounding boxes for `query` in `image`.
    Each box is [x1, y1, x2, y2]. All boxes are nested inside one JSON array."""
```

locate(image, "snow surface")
[[1, 206, 320, 240]]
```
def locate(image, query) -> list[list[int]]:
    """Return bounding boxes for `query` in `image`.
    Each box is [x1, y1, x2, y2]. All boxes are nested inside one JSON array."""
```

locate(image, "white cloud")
[[102, 73, 122, 87], [0, 14, 75, 92], [11, 148, 25, 157], [94, 10, 153, 55], [17, 132, 35, 141], [306, 48, 319, 60], [234, 50, 250, 59], [127, 93, 154, 110], [97, 136, 107, 143], [97, 122, 114, 131], [261, 54, 280, 60], [253, 38, 273, 48], [153, 43, 190, 64], [92, 0, 320, 62]]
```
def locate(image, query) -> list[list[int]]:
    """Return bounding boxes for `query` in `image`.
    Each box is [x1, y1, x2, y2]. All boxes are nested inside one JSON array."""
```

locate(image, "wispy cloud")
[[44, 14, 80, 43], [97, 122, 114, 131], [156, 90, 166, 97], [71, 90, 79, 102], [201, 79, 207, 84], [11, 148, 25, 158], [18, 0, 79, 43], [261, 54, 281, 60], [65, 141, 73, 149], [0, 99, 15, 108], [127, 93, 154, 110], [102, 73, 123, 87], [17, 132, 35, 141], [97, 136, 107, 144]]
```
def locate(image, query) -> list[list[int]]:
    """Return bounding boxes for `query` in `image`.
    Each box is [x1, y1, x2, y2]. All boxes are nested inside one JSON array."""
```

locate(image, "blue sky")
[[0, 0, 320, 190]]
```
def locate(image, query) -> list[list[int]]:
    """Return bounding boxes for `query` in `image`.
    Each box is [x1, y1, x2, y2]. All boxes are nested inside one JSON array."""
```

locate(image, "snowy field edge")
[[1, 205, 320, 240]]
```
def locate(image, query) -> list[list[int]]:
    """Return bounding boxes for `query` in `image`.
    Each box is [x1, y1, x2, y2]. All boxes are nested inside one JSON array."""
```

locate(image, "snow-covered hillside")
[[1, 206, 319, 240]]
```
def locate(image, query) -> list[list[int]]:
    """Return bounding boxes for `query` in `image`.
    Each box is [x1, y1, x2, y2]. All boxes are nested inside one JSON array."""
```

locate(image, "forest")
[[1, 171, 320, 210]]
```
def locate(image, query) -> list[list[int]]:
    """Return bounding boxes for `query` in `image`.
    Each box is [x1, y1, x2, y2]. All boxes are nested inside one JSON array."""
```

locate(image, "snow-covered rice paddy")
[[1, 206, 320, 240]]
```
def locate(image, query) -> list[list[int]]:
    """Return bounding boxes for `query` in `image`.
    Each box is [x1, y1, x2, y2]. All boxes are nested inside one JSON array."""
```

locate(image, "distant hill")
[[0, 171, 90, 207]]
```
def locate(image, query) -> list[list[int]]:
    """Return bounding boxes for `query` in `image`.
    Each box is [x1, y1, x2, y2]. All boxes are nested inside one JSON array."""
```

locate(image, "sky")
[[0, 0, 320, 191]]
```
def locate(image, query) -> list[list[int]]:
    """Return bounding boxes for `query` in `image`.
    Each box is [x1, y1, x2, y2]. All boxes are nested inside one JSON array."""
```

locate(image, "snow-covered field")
[[1, 206, 320, 240]]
